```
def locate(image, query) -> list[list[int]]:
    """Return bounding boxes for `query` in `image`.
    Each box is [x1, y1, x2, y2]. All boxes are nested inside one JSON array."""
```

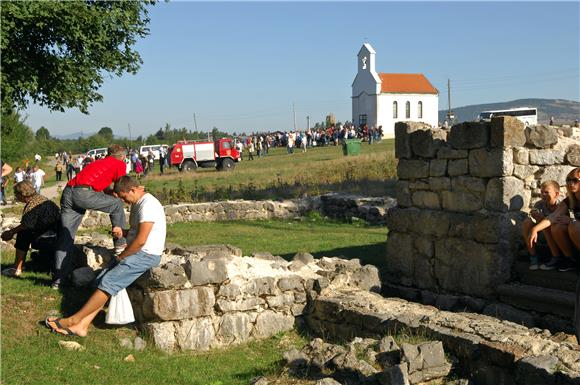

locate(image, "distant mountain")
[[438, 98, 580, 124], [53, 131, 96, 140]]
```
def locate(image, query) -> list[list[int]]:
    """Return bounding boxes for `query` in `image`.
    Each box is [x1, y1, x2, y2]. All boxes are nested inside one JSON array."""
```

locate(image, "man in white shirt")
[[30, 165, 45, 193], [45, 175, 165, 337], [34, 153, 42, 162]]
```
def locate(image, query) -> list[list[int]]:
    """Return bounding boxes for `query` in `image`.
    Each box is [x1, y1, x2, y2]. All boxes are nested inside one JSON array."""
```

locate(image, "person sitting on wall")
[[529, 168, 580, 272], [1, 181, 60, 277], [45, 176, 166, 337], [521, 180, 561, 270]]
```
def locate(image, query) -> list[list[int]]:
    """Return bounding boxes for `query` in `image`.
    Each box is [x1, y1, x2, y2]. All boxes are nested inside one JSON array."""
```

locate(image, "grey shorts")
[[95, 250, 161, 296]]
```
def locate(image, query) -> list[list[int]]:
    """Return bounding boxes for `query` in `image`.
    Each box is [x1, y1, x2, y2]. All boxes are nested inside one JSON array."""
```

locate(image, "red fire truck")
[[170, 138, 241, 172]]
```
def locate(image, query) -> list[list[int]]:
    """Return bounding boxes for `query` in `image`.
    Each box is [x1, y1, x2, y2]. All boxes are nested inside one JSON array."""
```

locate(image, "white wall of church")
[[377, 93, 439, 137]]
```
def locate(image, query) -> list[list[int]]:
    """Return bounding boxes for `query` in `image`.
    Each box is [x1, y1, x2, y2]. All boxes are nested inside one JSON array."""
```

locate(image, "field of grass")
[[141, 140, 396, 204], [0, 218, 387, 385]]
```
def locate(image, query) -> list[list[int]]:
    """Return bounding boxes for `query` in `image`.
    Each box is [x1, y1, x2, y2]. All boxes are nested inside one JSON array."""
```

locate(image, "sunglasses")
[[566, 177, 580, 185]]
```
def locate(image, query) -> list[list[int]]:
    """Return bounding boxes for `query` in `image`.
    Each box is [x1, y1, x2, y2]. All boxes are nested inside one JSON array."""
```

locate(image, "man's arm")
[[1, 163, 13, 177], [116, 222, 154, 260]]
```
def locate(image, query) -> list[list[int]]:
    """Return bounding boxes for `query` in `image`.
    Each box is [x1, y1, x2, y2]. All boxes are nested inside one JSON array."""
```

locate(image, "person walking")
[[55, 160, 64, 182], [30, 165, 45, 194], [45, 176, 165, 337], [52, 144, 128, 290]]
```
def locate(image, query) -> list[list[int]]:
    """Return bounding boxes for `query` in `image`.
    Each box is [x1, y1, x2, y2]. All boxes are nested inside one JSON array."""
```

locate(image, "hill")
[[438, 98, 580, 124]]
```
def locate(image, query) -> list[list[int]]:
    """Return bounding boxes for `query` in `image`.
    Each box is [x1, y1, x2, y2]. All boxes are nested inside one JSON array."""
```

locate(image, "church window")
[[358, 114, 367, 127], [405, 101, 410, 119], [392, 102, 398, 118], [418, 101, 423, 119]]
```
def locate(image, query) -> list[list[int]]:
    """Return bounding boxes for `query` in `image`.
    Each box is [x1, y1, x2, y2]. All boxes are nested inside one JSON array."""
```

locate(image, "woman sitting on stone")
[[1, 181, 60, 277], [529, 168, 580, 272], [521, 180, 561, 270]]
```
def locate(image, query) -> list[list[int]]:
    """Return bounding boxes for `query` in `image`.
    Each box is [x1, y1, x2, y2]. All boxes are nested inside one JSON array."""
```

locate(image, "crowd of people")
[[1, 144, 167, 337]]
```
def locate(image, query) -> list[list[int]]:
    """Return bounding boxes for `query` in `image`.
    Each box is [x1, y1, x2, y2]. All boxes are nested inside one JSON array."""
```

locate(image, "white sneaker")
[[529, 264, 539, 271]]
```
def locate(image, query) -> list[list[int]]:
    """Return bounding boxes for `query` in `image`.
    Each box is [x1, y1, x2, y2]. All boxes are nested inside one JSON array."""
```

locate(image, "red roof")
[[378, 73, 438, 94]]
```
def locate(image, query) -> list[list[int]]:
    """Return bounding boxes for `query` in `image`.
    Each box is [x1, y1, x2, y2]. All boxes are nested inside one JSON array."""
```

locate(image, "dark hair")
[[114, 175, 139, 194], [108, 144, 127, 159]]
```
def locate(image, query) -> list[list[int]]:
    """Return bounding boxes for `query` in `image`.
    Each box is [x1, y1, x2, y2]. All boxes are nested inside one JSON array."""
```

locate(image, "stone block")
[[536, 165, 574, 185], [414, 210, 451, 237], [567, 144, 580, 166], [414, 238, 434, 258], [449, 121, 490, 149], [513, 147, 529, 165], [349, 264, 381, 292], [245, 277, 278, 296], [145, 321, 176, 352], [434, 239, 508, 296], [482, 303, 535, 327], [484, 177, 528, 212], [183, 244, 242, 257], [176, 317, 216, 351], [385, 207, 420, 233], [411, 191, 440, 210], [216, 312, 254, 345], [395, 122, 430, 159], [429, 159, 447, 177], [397, 159, 430, 180], [396, 181, 412, 207], [82, 245, 113, 270], [529, 149, 565, 165], [408, 180, 429, 190], [515, 355, 559, 385], [217, 297, 265, 312], [385, 232, 415, 285], [252, 310, 295, 339], [143, 287, 215, 321], [441, 191, 483, 213], [447, 159, 468, 176], [266, 292, 295, 308], [293, 252, 314, 265], [252, 251, 286, 263], [135, 261, 189, 289], [451, 176, 487, 193], [428, 177, 451, 191], [410, 128, 445, 158], [526, 125, 558, 148], [278, 276, 305, 292], [413, 255, 437, 290], [512, 164, 539, 180], [490, 116, 526, 147], [377, 363, 409, 385], [469, 148, 513, 177], [437, 146, 468, 159], [185, 256, 229, 286]]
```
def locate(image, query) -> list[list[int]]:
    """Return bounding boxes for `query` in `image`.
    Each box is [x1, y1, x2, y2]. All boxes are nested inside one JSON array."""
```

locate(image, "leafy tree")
[[98, 126, 113, 140], [35, 126, 51, 141], [0, 1, 152, 115], [1, 112, 34, 161], [154, 128, 165, 140]]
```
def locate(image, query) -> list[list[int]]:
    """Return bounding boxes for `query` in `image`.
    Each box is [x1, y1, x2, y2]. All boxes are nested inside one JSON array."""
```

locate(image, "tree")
[[35, 126, 51, 141], [98, 126, 113, 139], [154, 128, 165, 140], [1, 112, 34, 161], [0, 1, 152, 115]]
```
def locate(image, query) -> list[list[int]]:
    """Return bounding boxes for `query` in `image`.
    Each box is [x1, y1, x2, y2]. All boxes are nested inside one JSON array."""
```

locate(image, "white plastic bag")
[[106, 288, 135, 325]]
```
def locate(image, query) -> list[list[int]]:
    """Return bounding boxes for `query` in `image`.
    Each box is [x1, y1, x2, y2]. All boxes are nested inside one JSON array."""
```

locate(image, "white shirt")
[[127, 193, 166, 255], [31, 169, 45, 188], [34, 154, 42, 161], [14, 171, 25, 183]]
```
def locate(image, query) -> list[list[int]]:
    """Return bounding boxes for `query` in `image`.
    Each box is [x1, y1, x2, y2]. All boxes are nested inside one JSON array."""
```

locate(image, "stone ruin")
[[386, 117, 580, 297]]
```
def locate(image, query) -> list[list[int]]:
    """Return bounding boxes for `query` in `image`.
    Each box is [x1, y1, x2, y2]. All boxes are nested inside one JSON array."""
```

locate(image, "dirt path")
[[1, 181, 66, 211]]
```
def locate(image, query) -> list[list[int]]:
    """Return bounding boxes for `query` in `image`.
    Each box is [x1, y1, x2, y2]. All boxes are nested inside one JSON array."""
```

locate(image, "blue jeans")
[[96, 250, 161, 296], [53, 186, 126, 284]]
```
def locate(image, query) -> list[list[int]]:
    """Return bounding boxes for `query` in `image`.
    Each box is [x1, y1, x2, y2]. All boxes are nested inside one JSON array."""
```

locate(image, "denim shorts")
[[96, 250, 161, 296]]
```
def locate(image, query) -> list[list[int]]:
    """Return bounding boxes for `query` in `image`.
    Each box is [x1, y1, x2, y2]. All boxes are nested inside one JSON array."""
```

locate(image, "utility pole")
[[193, 113, 198, 131], [445, 79, 455, 125], [293, 102, 297, 131], [306, 116, 310, 131], [128, 123, 132, 149]]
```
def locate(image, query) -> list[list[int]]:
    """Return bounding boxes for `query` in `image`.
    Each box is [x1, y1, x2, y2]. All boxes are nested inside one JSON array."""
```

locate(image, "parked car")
[[139, 144, 168, 160], [86, 148, 108, 159]]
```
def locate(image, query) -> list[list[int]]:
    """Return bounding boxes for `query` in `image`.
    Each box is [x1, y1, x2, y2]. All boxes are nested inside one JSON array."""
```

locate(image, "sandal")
[[44, 317, 81, 337], [1, 268, 21, 277]]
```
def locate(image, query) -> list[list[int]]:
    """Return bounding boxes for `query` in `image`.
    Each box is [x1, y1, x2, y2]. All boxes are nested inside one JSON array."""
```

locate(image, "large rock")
[[529, 149, 565, 166], [385, 232, 415, 286], [216, 312, 255, 344], [395, 122, 431, 159], [397, 159, 430, 179], [410, 128, 446, 158], [448, 122, 490, 149], [441, 191, 482, 213], [145, 322, 177, 352], [82, 245, 113, 270], [402, 341, 452, 384], [135, 261, 189, 289], [526, 125, 558, 148], [142, 287, 215, 321], [469, 148, 513, 177], [411, 191, 440, 210], [252, 310, 294, 339], [185, 255, 230, 286], [484, 177, 528, 212], [378, 363, 410, 385], [437, 146, 468, 160], [490, 116, 526, 148], [567, 144, 580, 166], [175, 317, 216, 351], [447, 159, 468, 176], [429, 159, 447, 177]]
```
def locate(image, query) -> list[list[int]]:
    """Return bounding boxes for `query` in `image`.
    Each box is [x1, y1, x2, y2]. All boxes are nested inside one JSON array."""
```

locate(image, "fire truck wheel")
[[219, 158, 235, 171], [181, 160, 197, 172]]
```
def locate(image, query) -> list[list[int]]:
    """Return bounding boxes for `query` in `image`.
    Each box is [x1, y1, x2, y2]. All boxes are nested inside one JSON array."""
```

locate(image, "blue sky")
[[23, 1, 580, 137]]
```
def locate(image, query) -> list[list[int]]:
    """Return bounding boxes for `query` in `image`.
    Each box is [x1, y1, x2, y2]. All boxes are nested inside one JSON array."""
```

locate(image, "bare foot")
[[46, 317, 88, 337]]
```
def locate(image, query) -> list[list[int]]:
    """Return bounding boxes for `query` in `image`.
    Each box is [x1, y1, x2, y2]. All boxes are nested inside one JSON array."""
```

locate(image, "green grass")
[[141, 140, 396, 203], [1, 218, 387, 385]]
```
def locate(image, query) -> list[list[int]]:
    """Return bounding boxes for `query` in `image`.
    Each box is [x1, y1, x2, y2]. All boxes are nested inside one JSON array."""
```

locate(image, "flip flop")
[[45, 317, 80, 337]]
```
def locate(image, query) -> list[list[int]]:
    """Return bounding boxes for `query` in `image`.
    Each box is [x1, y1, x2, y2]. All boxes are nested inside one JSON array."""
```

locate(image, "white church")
[[352, 43, 439, 137]]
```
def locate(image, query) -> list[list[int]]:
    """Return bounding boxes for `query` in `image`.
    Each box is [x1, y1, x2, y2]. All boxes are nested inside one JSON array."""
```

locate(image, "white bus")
[[478, 107, 537, 126]]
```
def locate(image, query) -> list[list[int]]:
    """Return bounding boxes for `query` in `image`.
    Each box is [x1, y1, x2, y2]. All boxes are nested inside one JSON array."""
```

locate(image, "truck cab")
[[170, 138, 240, 172]]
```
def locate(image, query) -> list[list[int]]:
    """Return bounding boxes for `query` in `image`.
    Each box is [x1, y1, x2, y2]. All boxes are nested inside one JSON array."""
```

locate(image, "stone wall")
[[121, 245, 381, 352], [386, 118, 579, 297]]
